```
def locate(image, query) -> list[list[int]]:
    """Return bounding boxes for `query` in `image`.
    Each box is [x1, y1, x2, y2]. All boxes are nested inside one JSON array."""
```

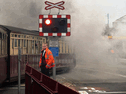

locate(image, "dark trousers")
[[41, 65, 50, 77]]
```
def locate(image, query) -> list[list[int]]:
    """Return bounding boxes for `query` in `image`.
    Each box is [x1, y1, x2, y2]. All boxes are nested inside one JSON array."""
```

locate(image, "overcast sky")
[[75, 0, 126, 27], [0, 0, 126, 28]]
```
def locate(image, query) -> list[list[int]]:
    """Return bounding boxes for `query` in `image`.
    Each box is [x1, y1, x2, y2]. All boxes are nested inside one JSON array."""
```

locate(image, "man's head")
[[42, 43, 48, 50]]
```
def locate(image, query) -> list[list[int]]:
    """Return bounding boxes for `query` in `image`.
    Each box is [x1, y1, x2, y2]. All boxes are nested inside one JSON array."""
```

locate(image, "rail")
[[25, 64, 80, 94]]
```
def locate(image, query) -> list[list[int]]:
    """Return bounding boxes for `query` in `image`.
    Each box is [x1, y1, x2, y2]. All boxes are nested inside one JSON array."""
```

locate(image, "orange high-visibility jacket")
[[39, 48, 55, 68]]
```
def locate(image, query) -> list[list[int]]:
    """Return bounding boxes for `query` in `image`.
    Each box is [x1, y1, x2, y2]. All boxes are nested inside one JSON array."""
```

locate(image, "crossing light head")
[[39, 15, 71, 36], [42, 18, 67, 33], [45, 19, 51, 25]]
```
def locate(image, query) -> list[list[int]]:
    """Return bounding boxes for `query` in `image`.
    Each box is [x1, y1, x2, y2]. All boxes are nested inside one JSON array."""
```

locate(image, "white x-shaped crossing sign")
[[45, 1, 65, 10]]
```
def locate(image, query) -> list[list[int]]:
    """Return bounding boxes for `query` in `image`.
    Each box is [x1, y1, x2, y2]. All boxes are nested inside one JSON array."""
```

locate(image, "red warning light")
[[45, 19, 51, 25]]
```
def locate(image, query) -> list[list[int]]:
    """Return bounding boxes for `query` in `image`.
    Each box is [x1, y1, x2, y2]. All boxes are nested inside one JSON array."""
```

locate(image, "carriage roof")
[[0, 25, 39, 36]]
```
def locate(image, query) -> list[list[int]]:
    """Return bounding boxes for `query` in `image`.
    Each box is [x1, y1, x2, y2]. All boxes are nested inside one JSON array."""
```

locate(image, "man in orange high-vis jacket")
[[39, 43, 55, 77]]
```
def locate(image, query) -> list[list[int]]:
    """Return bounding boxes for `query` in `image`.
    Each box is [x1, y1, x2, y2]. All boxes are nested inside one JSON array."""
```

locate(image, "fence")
[[25, 64, 80, 94]]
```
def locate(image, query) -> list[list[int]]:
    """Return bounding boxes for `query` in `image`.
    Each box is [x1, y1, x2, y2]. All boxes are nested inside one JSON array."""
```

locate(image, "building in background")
[[111, 15, 126, 60]]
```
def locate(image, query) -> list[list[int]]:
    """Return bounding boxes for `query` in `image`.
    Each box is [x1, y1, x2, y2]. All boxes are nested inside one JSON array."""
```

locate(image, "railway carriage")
[[0, 27, 8, 86], [0, 25, 76, 86]]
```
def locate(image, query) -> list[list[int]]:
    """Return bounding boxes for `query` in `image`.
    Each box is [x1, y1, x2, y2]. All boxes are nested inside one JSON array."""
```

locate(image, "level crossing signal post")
[[39, 1, 71, 80], [49, 37, 59, 80]]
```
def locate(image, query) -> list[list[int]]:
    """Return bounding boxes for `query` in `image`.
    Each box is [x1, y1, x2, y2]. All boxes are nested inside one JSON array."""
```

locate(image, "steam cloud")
[[63, 0, 126, 81], [0, 0, 76, 30]]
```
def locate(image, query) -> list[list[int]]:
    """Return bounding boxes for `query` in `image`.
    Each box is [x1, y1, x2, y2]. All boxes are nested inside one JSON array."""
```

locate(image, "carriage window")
[[24, 35, 26, 38], [35, 41, 38, 47], [12, 39, 14, 48], [15, 34, 17, 37], [2, 39, 4, 54], [32, 37, 34, 39], [18, 39, 20, 47], [0, 39, 1, 55], [2, 35, 5, 55], [15, 39, 17, 47], [32, 40, 34, 54], [11, 34, 14, 37], [62, 42, 65, 53], [5, 34, 7, 54], [5, 34, 6, 39], [24, 40, 25, 47], [24, 40, 26, 47], [2, 33, 4, 39], [0, 33, 2, 39], [32, 40, 34, 47], [18, 35, 20, 38], [26, 40, 28, 53], [35, 41, 38, 54]]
